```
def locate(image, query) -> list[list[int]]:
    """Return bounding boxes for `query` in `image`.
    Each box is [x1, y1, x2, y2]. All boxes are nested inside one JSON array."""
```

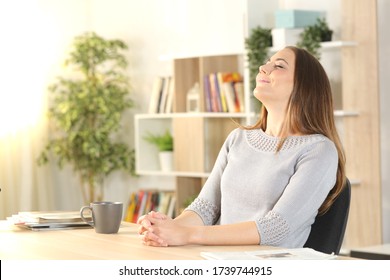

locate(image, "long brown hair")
[[245, 46, 346, 215]]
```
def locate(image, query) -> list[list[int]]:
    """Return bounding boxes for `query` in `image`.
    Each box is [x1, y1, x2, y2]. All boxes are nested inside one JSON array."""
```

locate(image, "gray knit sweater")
[[185, 128, 338, 248]]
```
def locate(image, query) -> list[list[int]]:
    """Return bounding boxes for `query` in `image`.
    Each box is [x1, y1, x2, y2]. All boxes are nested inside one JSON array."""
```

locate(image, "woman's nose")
[[259, 65, 268, 74]]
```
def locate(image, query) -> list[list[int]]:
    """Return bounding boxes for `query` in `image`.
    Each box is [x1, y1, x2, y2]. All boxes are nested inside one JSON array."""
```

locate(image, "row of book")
[[148, 76, 174, 114], [124, 190, 176, 223], [204, 72, 245, 113], [148, 72, 245, 114]]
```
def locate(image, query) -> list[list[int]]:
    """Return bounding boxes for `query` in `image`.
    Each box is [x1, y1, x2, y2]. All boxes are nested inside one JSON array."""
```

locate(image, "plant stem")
[[80, 177, 88, 205], [88, 172, 95, 203]]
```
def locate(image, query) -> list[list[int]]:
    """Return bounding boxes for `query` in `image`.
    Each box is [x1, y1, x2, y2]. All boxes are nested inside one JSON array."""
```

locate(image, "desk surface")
[[0, 221, 278, 260]]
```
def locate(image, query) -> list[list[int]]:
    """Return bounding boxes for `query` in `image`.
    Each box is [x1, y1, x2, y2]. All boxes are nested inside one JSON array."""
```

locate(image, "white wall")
[[0, 0, 89, 134]]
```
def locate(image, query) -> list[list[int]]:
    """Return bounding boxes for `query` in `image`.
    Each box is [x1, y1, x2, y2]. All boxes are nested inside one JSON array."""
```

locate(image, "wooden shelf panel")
[[269, 40, 357, 53]]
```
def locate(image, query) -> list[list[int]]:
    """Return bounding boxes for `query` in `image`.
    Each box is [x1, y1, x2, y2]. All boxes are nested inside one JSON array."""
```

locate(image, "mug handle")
[[80, 206, 94, 227]]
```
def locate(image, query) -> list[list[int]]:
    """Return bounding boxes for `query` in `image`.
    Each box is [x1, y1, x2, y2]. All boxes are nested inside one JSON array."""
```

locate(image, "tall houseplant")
[[245, 26, 272, 112], [38, 32, 135, 204]]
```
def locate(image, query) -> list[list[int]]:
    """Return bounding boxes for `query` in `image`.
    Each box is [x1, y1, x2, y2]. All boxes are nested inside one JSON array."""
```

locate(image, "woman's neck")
[[264, 112, 303, 137], [264, 112, 285, 137]]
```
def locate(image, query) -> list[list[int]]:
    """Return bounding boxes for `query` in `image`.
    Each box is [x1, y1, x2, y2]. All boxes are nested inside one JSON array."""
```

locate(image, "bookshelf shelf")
[[333, 110, 360, 117], [269, 40, 357, 53], [159, 51, 246, 61], [320, 40, 358, 49], [137, 112, 253, 119], [135, 170, 211, 178]]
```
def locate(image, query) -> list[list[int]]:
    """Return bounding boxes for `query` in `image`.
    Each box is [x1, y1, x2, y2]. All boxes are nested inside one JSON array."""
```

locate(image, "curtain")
[[0, 1, 64, 219], [0, 124, 55, 219]]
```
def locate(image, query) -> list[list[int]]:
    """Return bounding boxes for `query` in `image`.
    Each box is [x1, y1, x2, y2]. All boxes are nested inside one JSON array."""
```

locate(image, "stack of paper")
[[7, 211, 92, 231]]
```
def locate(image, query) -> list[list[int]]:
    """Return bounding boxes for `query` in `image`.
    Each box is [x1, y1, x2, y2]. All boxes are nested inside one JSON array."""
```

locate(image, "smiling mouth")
[[257, 78, 270, 84], [256, 73, 270, 84]]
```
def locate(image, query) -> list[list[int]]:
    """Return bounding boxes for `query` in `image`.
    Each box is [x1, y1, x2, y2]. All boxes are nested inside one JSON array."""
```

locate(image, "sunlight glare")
[[0, 1, 61, 137]]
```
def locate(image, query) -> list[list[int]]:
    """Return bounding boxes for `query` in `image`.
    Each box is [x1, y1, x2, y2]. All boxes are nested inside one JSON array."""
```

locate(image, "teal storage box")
[[275, 10, 325, 28]]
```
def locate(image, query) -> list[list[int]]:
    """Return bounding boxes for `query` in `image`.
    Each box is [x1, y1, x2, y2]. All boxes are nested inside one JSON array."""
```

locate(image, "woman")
[[137, 46, 346, 248]]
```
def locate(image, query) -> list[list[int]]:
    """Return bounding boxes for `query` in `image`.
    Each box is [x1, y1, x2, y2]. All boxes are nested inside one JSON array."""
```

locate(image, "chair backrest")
[[304, 178, 351, 255]]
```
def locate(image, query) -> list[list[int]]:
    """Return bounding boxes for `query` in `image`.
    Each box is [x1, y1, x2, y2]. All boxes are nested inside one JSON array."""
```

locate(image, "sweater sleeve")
[[255, 139, 338, 247], [185, 129, 238, 225]]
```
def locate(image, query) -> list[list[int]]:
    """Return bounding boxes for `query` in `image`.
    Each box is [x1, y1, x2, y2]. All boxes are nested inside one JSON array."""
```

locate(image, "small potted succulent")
[[144, 130, 174, 171]]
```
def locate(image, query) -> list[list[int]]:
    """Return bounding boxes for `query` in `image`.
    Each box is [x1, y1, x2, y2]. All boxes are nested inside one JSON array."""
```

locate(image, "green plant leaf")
[[296, 17, 333, 60], [143, 130, 173, 152]]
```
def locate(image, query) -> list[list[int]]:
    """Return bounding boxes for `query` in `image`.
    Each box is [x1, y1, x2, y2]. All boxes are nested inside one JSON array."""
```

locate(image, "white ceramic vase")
[[159, 151, 174, 172]]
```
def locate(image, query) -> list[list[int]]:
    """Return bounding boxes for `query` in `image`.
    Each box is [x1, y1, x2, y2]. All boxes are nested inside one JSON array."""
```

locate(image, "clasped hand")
[[137, 211, 190, 247], [137, 211, 169, 246]]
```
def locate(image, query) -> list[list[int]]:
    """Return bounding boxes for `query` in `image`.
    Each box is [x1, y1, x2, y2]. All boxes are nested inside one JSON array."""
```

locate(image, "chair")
[[304, 178, 351, 255]]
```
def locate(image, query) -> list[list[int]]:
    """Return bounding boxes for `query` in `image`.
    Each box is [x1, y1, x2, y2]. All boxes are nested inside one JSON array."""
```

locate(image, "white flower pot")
[[159, 151, 174, 172]]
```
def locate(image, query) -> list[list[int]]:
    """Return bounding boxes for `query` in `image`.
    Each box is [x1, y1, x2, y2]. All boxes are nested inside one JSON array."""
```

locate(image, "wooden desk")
[[0, 221, 276, 260]]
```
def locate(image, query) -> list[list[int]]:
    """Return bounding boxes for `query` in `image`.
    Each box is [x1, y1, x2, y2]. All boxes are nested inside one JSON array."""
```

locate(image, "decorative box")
[[275, 10, 324, 28], [271, 28, 303, 50]]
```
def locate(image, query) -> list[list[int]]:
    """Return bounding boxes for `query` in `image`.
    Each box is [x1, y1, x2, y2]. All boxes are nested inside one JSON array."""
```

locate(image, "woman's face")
[[253, 48, 296, 111]]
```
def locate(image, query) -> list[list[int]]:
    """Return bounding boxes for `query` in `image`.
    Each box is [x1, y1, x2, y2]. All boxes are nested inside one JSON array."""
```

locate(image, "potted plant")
[[297, 17, 333, 60], [144, 130, 174, 171], [37, 32, 135, 204], [244, 26, 272, 112]]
